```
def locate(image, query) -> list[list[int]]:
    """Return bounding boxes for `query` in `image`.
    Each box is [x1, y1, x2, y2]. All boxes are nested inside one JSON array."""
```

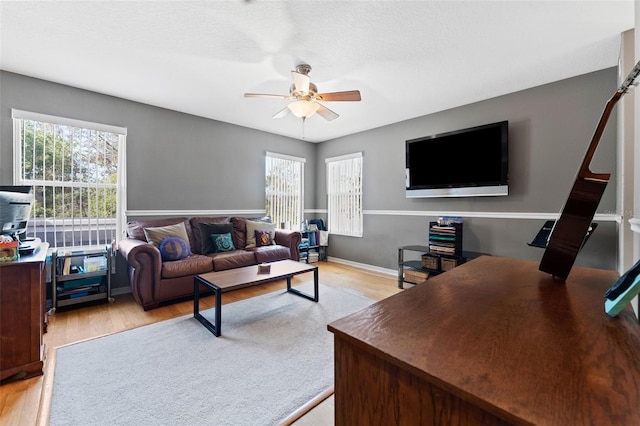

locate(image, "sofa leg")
[[143, 303, 160, 311]]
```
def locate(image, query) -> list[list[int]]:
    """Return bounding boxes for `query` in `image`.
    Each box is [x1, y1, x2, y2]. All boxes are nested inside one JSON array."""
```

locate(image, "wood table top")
[[328, 255, 640, 425], [196, 259, 316, 291]]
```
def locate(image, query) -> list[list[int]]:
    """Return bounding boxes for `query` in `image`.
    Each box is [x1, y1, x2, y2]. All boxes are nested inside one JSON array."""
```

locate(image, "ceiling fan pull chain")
[[302, 117, 306, 140]]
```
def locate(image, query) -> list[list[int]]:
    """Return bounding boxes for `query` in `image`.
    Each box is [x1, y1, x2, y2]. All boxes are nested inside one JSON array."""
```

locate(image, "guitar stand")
[[528, 220, 597, 249]]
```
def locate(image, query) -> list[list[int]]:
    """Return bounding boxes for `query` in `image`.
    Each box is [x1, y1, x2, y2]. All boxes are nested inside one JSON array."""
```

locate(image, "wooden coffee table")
[[194, 259, 319, 336]]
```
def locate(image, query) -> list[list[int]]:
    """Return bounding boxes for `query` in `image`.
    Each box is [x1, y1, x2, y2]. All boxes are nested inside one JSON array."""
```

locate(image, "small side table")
[[398, 245, 486, 289]]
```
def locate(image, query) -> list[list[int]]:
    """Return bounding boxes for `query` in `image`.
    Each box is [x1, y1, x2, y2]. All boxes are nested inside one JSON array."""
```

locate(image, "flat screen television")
[[405, 120, 509, 198], [0, 185, 34, 238]]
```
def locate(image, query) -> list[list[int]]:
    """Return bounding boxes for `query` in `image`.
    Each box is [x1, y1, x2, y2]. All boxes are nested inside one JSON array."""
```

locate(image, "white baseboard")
[[327, 256, 397, 277]]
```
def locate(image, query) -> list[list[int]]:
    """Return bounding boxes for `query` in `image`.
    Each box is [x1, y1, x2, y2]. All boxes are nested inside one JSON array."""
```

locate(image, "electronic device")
[[0, 186, 36, 253], [604, 257, 640, 317], [405, 120, 509, 198]]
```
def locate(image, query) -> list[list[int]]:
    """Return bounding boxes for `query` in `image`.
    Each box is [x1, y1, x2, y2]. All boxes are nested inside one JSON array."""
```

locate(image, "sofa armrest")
[[274, 229, 302, 262], [118, 237, 162, 310]]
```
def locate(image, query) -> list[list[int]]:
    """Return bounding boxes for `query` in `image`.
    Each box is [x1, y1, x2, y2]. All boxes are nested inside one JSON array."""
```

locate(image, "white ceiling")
[[0, 1, 635, 143]]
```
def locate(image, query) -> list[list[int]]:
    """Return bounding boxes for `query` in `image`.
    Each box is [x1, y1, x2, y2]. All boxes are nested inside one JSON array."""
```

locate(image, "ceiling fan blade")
[[244, 93, 292, 99], [272, 106, 289, 119], [316, 103, 339, 121], [291, 71, 310, 94], [315, 90, 361, 102]]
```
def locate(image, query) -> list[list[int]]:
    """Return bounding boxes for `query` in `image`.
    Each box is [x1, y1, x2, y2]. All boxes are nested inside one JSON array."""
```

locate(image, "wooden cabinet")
[[330, 256, 640, 425], [0, 243, 49, 383]]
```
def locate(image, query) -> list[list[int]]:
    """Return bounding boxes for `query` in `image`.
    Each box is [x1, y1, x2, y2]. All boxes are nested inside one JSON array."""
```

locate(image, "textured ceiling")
[[0, 1, 634, 142]]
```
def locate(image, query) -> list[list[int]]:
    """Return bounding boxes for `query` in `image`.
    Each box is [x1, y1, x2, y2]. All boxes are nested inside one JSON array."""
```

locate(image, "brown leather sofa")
[[118, 216, 302, 310]]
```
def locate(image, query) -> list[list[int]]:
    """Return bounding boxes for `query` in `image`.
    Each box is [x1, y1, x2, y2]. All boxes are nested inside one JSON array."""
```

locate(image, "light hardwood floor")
[[0, 261, 401, 425]]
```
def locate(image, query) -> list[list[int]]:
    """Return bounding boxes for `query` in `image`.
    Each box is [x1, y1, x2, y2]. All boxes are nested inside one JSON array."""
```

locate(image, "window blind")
[[12, 109, 126, 248], [265, 152, 305, 229], [326, 152, 363, 237]]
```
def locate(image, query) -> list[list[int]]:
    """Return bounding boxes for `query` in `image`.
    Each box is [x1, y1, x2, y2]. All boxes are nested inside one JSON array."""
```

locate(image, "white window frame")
[[265, 151, 305, 229], [326, 152, 363, 237], [11, 109, 127, 248]]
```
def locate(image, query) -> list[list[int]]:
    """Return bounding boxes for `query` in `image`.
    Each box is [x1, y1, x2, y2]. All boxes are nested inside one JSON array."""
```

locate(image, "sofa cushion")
[[160, 254, 213, 279], [211, 232, 236, 253], [190, 216, 231, 254], [199, 222, 234, 254], [245, 220, 276, 248], [159, 237, 191, 261], [211, 250, 256, 271], [144, 222, 191, 249], [253, 245, 291, 264]]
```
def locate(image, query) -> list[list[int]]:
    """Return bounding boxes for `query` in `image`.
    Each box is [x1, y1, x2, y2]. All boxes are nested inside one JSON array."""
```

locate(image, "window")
[[326, 152, 363, 237], [12, 109, 126, 248], [265, 152, 304, 229]]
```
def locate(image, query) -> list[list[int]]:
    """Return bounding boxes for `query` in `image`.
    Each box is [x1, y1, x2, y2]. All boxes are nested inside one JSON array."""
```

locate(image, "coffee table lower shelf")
[[194, 260, 319, 337]]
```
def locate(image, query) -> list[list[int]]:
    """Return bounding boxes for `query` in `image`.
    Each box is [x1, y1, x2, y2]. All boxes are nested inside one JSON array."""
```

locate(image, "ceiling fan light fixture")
[[244, 63, 361, 123], [288, 100, 319, 119]]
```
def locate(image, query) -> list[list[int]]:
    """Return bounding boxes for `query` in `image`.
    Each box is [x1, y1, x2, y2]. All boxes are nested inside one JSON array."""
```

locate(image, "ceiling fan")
[[244, 64, 361, 122]]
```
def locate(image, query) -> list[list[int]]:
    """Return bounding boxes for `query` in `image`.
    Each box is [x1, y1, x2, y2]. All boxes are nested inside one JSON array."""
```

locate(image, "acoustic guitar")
[[539, 60, 640, 281]]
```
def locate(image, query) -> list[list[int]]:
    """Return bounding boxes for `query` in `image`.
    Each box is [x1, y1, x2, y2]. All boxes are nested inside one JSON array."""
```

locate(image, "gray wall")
[[0, 71, 317, 211], [0, 68, 619, 290], [317, 68, 618, 272]]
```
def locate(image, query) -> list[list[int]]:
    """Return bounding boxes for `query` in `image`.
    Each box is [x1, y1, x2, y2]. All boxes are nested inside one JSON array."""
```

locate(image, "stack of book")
[[429, 226, 457, 254], [428, 221, 462, 255]]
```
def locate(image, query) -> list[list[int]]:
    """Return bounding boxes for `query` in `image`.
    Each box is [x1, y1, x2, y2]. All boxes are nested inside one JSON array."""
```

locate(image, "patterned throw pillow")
[[144, 222, 191, 249], [245, 220, 276, 248], [199, 222, 233, 255], [211, 233, 236, 253], [255, 230, 273, 247], [159, 237, 191, 261]]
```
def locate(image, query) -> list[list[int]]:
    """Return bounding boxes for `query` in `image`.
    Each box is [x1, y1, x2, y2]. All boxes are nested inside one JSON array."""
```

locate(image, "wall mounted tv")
[[405, 120, 509, 198]]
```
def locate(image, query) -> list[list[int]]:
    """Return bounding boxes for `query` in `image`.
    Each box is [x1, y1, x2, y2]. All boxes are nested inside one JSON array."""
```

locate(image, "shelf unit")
[[428, 221, 462, 256], [398, 245, 485, 289], [50, 246, 114, 313], [299, 230, 327, 263]]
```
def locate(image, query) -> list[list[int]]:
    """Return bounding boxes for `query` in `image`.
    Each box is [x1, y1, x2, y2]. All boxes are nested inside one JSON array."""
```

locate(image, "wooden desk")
[[328, 256, 640, 425], [0, 243, 49, 383]]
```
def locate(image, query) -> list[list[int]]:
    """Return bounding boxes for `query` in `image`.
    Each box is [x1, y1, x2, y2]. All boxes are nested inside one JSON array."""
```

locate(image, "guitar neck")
[[576, 60, 640, 182], [577, 92, 621, 182]]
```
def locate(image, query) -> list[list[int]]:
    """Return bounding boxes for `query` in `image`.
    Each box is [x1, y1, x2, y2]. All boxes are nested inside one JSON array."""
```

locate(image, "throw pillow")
[[245, 220, 275, 248], [158, 237, 191, 261], [255, 230, 273, 247], [144, 222, 191, 252], [211, 232, 236, 253], [199, 222, 233, 255]]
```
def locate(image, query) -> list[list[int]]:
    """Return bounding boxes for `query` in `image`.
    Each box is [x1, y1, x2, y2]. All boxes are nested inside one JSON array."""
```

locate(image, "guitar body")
[[538, 60, 640, 281], [539, 177, 608, 280]]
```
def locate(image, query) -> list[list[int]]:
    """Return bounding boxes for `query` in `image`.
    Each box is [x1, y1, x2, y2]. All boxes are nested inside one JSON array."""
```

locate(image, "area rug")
[[49, 283, 373, 426]]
